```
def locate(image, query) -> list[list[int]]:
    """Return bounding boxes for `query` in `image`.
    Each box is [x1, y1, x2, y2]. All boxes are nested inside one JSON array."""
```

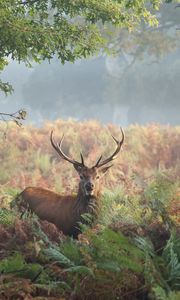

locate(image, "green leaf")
[[0, 0, 161, 93], [0, 253, 25, 274], [64, 266, 94, 278]]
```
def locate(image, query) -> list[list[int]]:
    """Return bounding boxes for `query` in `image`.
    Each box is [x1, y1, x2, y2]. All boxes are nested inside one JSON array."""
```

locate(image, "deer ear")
[[100, 165, 112, 175]]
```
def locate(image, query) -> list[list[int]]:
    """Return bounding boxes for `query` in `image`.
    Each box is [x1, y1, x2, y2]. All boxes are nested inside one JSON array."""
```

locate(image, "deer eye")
[[96, 175, 100, 179]]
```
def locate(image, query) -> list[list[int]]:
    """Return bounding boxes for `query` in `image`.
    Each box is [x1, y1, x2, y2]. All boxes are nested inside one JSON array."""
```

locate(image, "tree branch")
[[21, 0, 40, 5], [0, 110, 27, 126]]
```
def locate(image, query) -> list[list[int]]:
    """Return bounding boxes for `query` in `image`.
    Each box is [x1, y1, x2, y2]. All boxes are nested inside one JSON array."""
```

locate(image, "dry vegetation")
[[0, 120, 179, 300]]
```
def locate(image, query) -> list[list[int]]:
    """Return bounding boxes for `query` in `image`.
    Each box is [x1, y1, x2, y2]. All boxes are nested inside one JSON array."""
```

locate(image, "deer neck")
[[74, 184, 101, 216]]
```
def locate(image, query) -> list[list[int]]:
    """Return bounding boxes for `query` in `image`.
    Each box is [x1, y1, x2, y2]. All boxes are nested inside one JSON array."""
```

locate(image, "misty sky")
[[1, 3, 180, 127], [1, 52, 179, 127]]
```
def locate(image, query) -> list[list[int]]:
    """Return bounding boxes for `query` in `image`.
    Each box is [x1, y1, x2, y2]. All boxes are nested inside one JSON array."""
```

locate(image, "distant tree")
[[0, 0, 162, 95], [20, 3, 180, 124], [105, 2, 180, 64]]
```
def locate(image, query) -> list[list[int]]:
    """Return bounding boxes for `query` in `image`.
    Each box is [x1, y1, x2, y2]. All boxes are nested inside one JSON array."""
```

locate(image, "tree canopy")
[[0, 0, 162, 94], [106, 2, 180, 63]]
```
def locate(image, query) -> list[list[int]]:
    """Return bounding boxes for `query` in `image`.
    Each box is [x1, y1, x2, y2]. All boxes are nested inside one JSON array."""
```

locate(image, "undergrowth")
[[0, 185, 179, 299], [0, 122, 179, 299]]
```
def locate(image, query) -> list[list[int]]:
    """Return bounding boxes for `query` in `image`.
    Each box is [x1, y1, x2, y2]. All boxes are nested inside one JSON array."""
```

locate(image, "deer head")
[[50, 128, 124, 197]]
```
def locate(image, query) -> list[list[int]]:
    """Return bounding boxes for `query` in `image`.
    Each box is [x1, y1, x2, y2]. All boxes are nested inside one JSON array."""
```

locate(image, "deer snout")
[[85, 182, 94, 192]]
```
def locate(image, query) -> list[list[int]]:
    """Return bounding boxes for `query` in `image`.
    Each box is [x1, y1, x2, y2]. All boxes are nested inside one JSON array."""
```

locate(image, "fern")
[[0, 252, 25, 274], [34, 281, 71, 294], [153, 286, 180, 300], [43, 247, 74, 267], [87, 228, 144, 273], [134, 236, 155, 258], [31, 218, 52, 244], [0, 252, 48, 282], [166, 291, 180, 300], [162, 232, 180, 289], [148, 198, 175, 228], [0, 208, 16, 225], [60, 239, 82, 265], [99, 187, 126, 226], [99, 188, 149, 230], [144, 174, 178, 206], [64, 266, 94, 278], [152, 285, 168, 300]]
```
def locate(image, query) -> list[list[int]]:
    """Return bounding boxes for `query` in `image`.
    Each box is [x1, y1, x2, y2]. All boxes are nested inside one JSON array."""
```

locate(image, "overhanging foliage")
[[0, 0, 162, 93]]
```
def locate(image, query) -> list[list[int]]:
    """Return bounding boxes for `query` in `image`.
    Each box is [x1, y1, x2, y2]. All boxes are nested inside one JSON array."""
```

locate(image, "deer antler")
[[50, 131, 85, 167], [94, 127, 124, 168]]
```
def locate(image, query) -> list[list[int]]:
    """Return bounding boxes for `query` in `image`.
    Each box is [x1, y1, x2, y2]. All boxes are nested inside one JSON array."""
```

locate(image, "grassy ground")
[[0, 120, 179, 299]]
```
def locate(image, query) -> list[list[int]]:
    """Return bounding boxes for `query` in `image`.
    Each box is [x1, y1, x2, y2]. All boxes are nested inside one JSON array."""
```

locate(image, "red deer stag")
[[17, 129, 124, 237]]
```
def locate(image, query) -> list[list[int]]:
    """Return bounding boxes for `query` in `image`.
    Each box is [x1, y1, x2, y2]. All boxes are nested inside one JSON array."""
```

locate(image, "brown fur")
[[19, 168, 103, 238]]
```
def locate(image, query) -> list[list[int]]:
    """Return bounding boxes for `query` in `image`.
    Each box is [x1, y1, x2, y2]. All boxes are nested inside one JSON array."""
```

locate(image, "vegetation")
[[106, 2, 180, 61], [0, 120, 179, 299], [0, 0, 164, 94]]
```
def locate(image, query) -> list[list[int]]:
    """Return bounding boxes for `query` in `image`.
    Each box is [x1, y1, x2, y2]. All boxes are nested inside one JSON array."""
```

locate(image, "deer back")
[[19, 186, 99, 237]]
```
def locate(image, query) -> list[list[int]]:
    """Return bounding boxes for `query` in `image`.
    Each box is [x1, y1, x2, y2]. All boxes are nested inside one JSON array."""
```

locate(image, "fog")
[[1, 4, 180, 127]]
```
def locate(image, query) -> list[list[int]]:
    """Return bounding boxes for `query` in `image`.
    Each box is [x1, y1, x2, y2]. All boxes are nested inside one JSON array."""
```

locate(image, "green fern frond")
[[134, 236, 155, 258], [60, 239, 82, 265], [64, 266, 94, 278], [34, 281, 71, 293], [0, 252, 48, 282], [166, 291, 180, 300], [152, 285, 167, 300], [0, 208, 16, 225], [87, 228, 144, 273], [43, 247, 74, 267], [162, 232, 180, 289]]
